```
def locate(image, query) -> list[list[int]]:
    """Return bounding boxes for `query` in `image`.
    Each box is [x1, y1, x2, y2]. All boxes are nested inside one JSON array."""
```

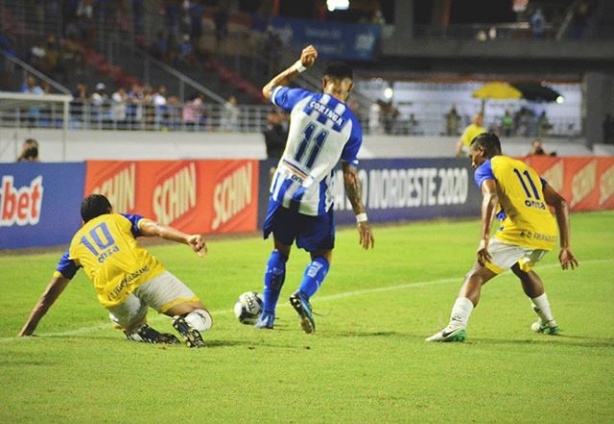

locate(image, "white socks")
[[531, 293, 556, 326], [449, 297, 474, 328]]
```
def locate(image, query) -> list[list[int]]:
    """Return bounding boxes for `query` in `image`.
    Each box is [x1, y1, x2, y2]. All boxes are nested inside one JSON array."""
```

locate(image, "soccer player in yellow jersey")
[[455, 112, 486, 157], [19, 194, 212, 348], [427, 132, 578, 342]]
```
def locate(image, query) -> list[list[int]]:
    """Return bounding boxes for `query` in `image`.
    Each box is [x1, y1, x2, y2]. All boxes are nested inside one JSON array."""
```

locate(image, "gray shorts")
[[107, 270, 198, 331]]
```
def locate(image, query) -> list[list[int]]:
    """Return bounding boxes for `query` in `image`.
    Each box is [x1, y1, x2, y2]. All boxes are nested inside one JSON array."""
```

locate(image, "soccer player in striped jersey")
[[427, 132, 578, 342], [255, 45, 375, 333], [19, 194, 212, 348]]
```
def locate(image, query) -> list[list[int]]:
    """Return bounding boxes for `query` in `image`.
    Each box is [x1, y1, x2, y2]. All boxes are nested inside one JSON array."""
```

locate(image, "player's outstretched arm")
[[543, 184, 578, 270], [140, 220, 207, 257], [262, 45, 318, 101], [342, 162, 374, 250], [18, 274, 70, 336]]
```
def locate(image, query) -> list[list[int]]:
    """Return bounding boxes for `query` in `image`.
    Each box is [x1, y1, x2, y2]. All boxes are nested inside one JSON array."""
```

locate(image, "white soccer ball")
[[234, 291, 264, 325]]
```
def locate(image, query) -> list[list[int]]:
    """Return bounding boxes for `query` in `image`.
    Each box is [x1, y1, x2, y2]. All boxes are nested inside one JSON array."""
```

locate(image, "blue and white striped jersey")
[[269, 86, 363, 216]]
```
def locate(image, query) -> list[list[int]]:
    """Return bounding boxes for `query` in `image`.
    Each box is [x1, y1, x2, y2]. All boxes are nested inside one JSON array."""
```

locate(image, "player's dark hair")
[[81, 194, 112, 222], [470, 132, 502, 157], [324, 61, 353, 80]]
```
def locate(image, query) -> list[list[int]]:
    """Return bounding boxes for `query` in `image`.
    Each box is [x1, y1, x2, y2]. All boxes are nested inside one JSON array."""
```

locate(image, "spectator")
[[91, 82, 109, 127], [537, 111, 552, 137], [132, 0, 146, 42], [162, 0, 182, 41], [111, 86, 128, 130], [43, 34, 61, 78], [531, 8, 545, 39], [0, 31, 17, 57], [455, 112, 486, 157], [528, 139, 557, 157], [407, 113, 421, 135], [152, 85, 169, 130], [188, 0, 204, 44], [382, 101, 400, 134], [572, 0, 593, 39], [21, 76, 45, 127], [220, 95, 240, 132], [26, 41, 47, 72], [58, 34, 84, 83], [183, 93, 205, 130], [70, 82, 88, 126], [17, 139, 40, 162], [501, 110, 513, 137], [126, 83, 145, 130], [369, 100, 382, 134], [213, 4, 229, 52], [263, 108, 288, 160], [178, 34, 195, 68], [445, 105, 461, 136], [527, 139, 547, 156], [151, 29, 170, 61]]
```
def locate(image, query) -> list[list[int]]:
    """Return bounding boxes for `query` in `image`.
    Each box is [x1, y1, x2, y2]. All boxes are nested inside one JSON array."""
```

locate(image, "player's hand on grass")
[[357, 222, 374, 250], [559, 247, 578, 270]]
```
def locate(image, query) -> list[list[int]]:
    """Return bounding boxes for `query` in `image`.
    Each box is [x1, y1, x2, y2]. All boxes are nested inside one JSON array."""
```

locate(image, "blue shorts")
[[263, 201, 335, 252]]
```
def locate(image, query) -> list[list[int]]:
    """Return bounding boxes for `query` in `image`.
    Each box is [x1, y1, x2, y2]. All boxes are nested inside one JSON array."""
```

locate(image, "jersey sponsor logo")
[[108, 265, 149, 301], [0, 175, 43, 227], [519, 230, 556, 244], [152, 162, 197, 225], [212, 162, 253, 231]]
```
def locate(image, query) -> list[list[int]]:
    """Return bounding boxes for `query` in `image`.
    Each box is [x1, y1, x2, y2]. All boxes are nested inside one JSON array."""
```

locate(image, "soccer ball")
[[234, 291, 264, 325]]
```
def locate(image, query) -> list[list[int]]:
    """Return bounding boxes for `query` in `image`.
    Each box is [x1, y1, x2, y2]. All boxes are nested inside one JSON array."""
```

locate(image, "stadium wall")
[[2, 156, 613, 250], [0, 129, 596, 163]]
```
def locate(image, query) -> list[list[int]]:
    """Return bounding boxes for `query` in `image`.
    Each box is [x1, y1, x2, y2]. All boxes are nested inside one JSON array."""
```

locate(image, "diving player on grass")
[[255, 45, 375, 333], [427, 132, 578, 342], [19, 194, 212, 348]]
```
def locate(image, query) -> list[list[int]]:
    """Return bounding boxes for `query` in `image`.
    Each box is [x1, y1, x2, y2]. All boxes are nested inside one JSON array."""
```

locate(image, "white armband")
[[293, 60, 307, 73], [355, 213, 368, 223]]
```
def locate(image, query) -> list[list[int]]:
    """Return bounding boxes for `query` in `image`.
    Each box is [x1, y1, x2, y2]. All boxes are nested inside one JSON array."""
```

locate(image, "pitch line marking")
[[1, 258, 609, 343]]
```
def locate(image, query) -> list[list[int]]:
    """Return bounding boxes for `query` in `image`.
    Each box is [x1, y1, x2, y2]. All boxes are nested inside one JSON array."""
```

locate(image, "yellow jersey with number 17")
[[474, 155, 558, 250], [54, 213, 166, 308]]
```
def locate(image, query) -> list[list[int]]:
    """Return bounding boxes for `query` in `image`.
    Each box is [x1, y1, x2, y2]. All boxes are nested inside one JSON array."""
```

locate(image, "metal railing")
[[0, 97, 582, 140]]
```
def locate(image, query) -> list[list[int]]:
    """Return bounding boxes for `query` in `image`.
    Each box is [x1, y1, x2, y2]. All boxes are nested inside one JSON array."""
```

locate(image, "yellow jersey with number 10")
[[55, 213, 166, 308], [474, 155, 558, 250]]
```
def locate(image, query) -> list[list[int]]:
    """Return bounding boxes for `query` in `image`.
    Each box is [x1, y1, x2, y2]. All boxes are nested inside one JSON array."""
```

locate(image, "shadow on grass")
[[460, 335, 614, 348]]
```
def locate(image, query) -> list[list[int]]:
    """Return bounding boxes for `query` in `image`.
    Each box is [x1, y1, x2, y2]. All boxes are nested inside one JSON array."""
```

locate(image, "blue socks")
[[298, 257, 330, 299], [263, 253, 330, 315], [262, 251, 287, 315]]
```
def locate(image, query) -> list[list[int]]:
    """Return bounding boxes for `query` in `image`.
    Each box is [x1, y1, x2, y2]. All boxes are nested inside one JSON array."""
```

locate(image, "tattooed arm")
[[342, 162, 374, 250]]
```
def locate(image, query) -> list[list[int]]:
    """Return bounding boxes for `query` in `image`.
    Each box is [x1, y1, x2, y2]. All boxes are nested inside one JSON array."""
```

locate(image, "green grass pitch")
[[1, 211, 613, 423]]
